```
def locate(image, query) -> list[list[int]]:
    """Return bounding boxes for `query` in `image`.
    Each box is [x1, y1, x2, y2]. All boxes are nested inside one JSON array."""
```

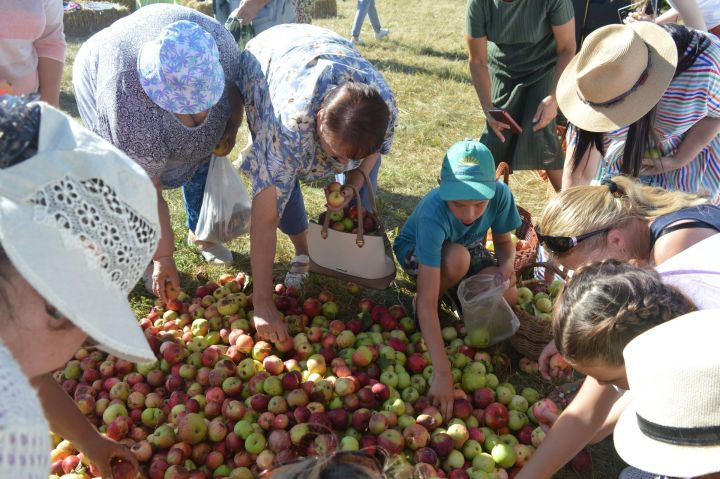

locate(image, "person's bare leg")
[[439, 243, 471, 295], [288, 231, 309, 257], [546, 169, 563, 192]]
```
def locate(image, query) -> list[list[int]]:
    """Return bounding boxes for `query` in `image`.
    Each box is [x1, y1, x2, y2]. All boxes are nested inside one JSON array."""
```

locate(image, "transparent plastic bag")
[[457, 274, 520, 346], [194, 156, 251, 243]]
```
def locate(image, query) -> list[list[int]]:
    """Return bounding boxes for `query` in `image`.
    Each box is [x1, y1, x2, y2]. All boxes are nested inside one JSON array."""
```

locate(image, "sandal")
[[285, 254, 310, 289], [187, 234, 233, 265]]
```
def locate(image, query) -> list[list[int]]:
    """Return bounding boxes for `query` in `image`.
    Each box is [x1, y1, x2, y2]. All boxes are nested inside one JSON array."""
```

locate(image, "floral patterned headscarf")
[[137, 20, 225, 114]]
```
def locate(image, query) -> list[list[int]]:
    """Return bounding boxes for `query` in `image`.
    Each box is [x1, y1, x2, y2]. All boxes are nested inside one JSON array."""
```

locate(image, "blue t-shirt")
[[393, 183, 522, 268]]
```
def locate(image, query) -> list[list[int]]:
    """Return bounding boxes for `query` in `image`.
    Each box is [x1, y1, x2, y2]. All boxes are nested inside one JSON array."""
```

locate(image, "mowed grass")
[[59, 1, 622, 476]]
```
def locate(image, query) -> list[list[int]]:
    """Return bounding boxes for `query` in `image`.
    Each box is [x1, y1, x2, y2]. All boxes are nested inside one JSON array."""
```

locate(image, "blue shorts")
[[399, 241, 498, 279]]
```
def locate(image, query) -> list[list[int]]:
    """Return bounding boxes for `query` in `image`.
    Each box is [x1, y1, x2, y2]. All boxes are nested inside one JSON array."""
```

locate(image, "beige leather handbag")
[[307, 171, 396, 289]]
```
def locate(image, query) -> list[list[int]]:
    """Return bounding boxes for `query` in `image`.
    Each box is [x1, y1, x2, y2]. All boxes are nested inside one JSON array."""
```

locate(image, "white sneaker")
[[375, 28, 389, 40], [284, 254, 310, 289], [187, 235, 234, 265], [350, 36, 364, 46]]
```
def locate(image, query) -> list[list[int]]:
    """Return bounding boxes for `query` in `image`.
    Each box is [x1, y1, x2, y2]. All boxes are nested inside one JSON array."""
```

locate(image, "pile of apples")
[[514, 279, 564, 323], [485, 232, 532, 255], [49, 272, 589, 479], [321, 182, 380, 235]]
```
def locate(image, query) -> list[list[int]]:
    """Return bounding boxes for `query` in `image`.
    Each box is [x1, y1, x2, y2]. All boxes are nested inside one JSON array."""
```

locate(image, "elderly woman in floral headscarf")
[[73, 4, 244, 302]]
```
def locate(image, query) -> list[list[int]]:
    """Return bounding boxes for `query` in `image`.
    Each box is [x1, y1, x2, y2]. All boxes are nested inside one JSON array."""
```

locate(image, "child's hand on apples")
[[428, 373, 455, 422]]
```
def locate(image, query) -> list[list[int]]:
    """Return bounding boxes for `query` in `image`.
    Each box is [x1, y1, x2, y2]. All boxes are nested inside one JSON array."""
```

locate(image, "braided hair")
[[553, 259, 696, 366]]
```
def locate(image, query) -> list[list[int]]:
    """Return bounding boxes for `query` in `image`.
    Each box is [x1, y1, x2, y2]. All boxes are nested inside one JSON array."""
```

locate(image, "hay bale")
[[112, 0, 136, 11], [63, 4, 131, 37], [310, 0, 336, 18], [180, 0, 214, 16]]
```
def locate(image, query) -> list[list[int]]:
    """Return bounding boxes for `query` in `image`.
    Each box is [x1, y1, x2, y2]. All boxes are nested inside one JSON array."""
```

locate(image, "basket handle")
[[321, 183, 365, 248], [495, 162, 510, 185], [517, 261, 569, 284]]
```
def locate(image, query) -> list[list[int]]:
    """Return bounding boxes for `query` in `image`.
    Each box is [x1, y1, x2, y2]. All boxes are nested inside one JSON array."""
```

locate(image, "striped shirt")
[[598, 33, 720, 204], [0, 0, 66, 95]]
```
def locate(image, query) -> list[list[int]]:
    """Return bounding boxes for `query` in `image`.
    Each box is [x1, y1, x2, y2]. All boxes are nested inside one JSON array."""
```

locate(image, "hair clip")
[[601, 178, 624, 198]]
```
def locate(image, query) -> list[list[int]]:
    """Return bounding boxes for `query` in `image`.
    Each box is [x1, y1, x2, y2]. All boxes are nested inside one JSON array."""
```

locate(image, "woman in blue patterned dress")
[[237, 24, 398, 343]]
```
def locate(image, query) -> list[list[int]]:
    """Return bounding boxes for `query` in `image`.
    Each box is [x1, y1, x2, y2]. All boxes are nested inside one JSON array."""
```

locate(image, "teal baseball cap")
[[439, 140, 497, 201]]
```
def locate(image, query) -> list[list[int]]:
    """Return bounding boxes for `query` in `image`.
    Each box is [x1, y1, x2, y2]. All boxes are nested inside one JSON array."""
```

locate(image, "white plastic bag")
[[458, 274, 520, 346], [194, 156, 251, 243]]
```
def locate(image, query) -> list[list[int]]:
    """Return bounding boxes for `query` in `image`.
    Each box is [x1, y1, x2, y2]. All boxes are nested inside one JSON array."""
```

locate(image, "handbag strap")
[[321, 183, 366, 247], [495, 162, 510, 185], [355, 168, 379, 215]]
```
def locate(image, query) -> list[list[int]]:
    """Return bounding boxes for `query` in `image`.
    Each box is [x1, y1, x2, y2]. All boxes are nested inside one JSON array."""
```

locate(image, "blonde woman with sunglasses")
[[535, 174, 720, 368]]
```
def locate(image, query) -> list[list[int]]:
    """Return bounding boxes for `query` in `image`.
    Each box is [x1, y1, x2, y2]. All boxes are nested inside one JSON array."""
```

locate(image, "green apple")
[[463, 439, 483, 460], [495, 385, 513, 404], [244, 432, 266, 454], [340, 436, 360, 451], [380, 371, 399, 389], [441, 326, 458, 341], [508, 395, 529, 413], [445, 449, 465, 469], [491, 443, 516, 468], [483, 434, 502, 452], [521, 387, 540, 405], [466, 467, 490, 479], [464, 362, 487, 376], [535, 297, 552, 314], [472, 452, 496, 472], [397, 371, 411, 390], [468, 326, 491, 348], [508, 410, 528, 431], [516, 287, 533, 305], [462, 371, 486, 391], [233, 420, 254, 440], [500, 434, 519, 448], [401, 386, 419, 404]]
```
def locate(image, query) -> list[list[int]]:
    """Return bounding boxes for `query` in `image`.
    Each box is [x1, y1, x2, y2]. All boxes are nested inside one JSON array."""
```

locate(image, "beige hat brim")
[[557, 22, 678, 133], [614, 400, 720, 478]]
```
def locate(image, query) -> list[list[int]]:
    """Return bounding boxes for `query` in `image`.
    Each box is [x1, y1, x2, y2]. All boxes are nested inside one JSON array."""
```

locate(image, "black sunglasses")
[[536, 226, 611, 254]]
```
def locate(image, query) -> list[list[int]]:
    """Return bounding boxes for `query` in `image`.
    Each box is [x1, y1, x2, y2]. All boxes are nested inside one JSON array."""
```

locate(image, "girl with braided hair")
[[516, 260, 697, 479]]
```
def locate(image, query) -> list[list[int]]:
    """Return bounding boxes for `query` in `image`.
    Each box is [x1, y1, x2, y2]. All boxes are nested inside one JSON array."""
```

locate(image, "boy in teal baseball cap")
[[393, 139, 521, 421]]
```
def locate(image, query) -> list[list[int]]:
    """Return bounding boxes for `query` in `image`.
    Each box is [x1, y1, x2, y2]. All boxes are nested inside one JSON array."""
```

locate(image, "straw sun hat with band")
[[614, 309, 720, 478], [0, 96, 160, 363], [557, 22, 679, 133]]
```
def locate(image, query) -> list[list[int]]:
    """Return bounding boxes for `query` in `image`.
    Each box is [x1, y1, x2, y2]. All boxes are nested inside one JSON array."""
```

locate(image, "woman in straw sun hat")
[[516, 259, 700, 479], [558, 23, 720, 203], [0, 95, 160, 478], [615, 309, 720, 479]]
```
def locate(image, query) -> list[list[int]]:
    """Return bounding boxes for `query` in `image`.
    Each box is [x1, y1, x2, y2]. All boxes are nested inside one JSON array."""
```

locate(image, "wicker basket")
[[509, 262, 567, 360], [181, 0, 214, 16], [310, 0, 337, 18], [493, 162, 538, 273]]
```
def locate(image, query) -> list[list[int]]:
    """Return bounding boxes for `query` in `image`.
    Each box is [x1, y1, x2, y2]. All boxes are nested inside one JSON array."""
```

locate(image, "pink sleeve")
[[34, 0, 66, 63]]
